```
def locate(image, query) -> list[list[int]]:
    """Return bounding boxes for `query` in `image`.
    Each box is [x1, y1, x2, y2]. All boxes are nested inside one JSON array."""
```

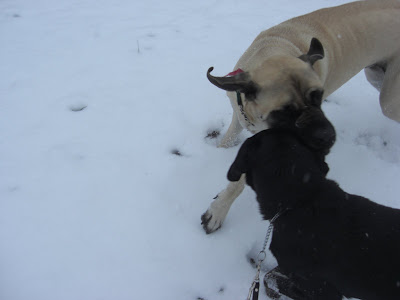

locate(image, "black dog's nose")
[[313, 128, 332, 141], [311, 127, 336, 149]]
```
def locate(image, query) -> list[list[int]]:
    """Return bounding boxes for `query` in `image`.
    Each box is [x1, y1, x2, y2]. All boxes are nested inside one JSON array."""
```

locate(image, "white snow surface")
[[1, 1, 399, 299]]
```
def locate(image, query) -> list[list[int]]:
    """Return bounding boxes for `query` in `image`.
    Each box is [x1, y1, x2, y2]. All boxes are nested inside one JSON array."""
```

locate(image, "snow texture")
[[0, 0, 399, 299]]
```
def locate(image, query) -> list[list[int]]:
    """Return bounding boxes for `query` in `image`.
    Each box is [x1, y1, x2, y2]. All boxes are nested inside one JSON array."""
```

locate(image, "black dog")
[[228, 107, 400, 300]]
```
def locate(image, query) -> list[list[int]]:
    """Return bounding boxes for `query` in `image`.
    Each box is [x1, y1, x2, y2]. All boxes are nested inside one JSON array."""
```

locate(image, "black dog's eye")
[[277, 104, 300, 116]]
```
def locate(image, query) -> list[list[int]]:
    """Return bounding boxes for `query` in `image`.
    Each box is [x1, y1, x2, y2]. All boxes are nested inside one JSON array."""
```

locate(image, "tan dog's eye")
[[245, 92, 257, 101]]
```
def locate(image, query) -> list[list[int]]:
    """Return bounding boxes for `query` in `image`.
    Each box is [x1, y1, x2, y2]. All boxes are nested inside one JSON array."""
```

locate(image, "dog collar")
[[236, 91, 243, 106], [224, 68, 245, 106], [224, 68, 255, 126], [236, 90, 255, 127], [236, 91, 255, 126]]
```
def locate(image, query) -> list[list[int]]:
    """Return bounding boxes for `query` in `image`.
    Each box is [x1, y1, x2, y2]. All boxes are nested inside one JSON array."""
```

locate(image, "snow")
[[0, 0, 399, 299]]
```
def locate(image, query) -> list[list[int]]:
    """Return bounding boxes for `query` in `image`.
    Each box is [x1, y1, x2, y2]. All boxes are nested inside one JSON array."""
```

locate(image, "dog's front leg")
[[378, 58, 400, 122], [218, 111, 243, 148], [201, 174, 246, 234]]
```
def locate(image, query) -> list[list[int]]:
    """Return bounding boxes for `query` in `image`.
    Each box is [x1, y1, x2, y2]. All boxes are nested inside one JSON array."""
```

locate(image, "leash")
[[246, 210, 285, 300], [236, 91, 255, 127]]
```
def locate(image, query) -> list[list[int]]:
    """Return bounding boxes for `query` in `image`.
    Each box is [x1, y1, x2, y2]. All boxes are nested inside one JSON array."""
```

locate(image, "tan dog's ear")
[[206, 67, 259, 95], [299, 38, 324, 66]]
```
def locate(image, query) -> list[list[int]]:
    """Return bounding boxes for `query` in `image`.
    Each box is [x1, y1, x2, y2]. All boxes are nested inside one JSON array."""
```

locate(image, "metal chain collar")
[[236, 91, 255, 127]]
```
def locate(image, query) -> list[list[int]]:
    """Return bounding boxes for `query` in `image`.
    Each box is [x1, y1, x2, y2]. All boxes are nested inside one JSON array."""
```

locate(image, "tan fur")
[[203, 0, 400, 234]]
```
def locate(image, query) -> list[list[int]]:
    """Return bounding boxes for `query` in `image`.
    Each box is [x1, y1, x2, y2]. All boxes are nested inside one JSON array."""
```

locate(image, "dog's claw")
[[200, 213, 211, 225], [201, 192, 233, 234], [201, 210, 222, 234]]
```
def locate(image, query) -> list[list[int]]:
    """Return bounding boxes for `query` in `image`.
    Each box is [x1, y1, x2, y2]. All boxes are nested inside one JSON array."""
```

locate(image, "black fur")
[[267, 105, 336, 156], [228, 109, 400, 299]]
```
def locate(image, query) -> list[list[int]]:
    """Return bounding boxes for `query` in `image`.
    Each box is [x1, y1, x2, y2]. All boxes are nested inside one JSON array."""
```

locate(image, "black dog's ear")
[[299, 38, 325, 66], [296, 106, 316, 129], [227, 139, 253, 182], [295, 105, 325, 128], [321, 161, 330, 176]]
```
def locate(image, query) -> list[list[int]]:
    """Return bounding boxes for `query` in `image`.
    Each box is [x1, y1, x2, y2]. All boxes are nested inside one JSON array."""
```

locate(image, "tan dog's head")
[[207, 38, 325, 133]]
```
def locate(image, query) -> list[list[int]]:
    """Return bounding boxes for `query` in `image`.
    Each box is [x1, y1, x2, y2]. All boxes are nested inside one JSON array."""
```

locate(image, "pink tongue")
[[225, 68, 244, 77]]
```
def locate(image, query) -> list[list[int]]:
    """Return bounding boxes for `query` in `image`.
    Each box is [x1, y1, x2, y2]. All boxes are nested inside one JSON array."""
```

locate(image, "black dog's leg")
[[264, 267, 342, 300]]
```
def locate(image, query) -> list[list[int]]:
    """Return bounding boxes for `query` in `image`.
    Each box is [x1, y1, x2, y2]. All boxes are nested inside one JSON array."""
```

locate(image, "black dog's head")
[[227, 106, 335, 186], [266, 101, 336, 156]]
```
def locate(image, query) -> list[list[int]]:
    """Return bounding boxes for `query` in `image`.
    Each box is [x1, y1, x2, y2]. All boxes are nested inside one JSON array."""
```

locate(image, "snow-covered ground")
[[1, 1, 399, 299]]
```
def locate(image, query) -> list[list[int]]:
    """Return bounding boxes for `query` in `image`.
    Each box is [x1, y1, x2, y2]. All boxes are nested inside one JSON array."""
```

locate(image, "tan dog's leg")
[[379, 57, 400, 122], [364, 64, 386, 91], [201, 174, 246, 234], [218, 112, 243, 148]]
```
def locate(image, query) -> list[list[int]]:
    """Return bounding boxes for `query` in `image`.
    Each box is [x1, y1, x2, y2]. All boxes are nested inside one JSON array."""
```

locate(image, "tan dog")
[[202, 0, 400, 234]]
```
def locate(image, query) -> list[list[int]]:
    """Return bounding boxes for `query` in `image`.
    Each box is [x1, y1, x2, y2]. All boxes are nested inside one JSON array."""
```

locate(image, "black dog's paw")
[[201, 194, 230, 234], [201, 210, 222, 234]]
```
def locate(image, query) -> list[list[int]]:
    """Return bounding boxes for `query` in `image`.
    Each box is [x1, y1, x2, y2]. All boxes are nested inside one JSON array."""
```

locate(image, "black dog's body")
[[228, 128, 400, 299]]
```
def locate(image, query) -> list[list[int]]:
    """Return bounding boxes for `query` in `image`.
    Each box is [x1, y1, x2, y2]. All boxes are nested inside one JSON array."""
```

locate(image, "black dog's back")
[[271, 180, 400, 300], [332, 194, 400, 299]]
